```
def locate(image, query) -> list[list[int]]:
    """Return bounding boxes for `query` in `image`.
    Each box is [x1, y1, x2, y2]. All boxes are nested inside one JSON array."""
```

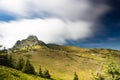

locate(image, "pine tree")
[[7, 55, 15, 68], [43, 69, 51, 79], [73, 72, 78, 80], [0, 54, 9, 66], [22, 59, 36, 74], [16, 57, 25, 70], [38, 66, 43, 77]]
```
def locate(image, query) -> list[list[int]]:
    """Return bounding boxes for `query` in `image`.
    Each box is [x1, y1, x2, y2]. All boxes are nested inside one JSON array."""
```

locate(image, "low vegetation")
[[0, 53, 52, 80], [0, 35, 120, 80], [0, 66, 50, 80]]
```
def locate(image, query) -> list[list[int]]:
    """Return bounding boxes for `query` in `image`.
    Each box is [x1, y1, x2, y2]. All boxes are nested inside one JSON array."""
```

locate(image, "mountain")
[[4, 35, 120, 80], [11, 35, 46, 53]]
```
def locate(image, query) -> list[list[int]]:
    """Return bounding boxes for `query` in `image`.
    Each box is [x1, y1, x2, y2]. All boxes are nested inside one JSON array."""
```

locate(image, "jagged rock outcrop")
[[11, 35, 46, 53]]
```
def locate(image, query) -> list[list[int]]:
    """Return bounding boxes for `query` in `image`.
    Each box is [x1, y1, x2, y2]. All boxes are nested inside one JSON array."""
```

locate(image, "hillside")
[[0, 66, 49, 80], [6, 35, 119, 80], [1, 35, 120, 80]]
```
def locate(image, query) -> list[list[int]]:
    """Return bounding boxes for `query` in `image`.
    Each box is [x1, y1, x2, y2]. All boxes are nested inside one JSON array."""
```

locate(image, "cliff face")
[[11, 35, 46, 52]]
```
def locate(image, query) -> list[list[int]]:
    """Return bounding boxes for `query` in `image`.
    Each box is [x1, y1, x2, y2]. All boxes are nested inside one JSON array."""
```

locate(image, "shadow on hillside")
[[0, 73, 6, 79]]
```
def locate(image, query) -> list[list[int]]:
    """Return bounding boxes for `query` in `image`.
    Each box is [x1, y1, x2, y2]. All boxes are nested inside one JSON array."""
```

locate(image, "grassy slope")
[[13, 45, 120, 80], [0, 66, 49, 80]]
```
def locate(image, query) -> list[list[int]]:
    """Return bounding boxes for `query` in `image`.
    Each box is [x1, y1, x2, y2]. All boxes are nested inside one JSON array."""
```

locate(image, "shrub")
[[73, 72, 78, 80], [105, 61, 120, 80], [92, 72, 104, 80]]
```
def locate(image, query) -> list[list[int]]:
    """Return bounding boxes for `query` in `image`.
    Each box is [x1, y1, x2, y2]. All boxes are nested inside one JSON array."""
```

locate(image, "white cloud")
[[0, 0, 110, 20], [0, 0, 27, 17], [0, 0, 110, 48], [0, 18, 93, 48]]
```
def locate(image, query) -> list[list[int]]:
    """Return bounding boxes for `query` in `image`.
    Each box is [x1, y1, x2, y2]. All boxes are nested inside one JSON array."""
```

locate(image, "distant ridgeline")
[[9, 35, 47, 53]]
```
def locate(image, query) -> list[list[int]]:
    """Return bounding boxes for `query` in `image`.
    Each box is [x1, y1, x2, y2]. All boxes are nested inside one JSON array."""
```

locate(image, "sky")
[[0, 0, 120, 50]]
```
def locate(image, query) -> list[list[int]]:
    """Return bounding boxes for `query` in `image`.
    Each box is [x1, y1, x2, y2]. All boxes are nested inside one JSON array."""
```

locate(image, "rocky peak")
[[27, 35, 38, 41], [11, 35, 46, 52]]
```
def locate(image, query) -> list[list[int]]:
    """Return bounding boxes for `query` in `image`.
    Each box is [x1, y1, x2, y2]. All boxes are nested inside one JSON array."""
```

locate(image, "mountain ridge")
[[9, 35, 120, 53]]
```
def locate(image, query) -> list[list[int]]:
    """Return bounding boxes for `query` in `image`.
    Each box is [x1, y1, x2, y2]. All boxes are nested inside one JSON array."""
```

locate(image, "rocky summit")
[[11, 35, 46, 52]]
